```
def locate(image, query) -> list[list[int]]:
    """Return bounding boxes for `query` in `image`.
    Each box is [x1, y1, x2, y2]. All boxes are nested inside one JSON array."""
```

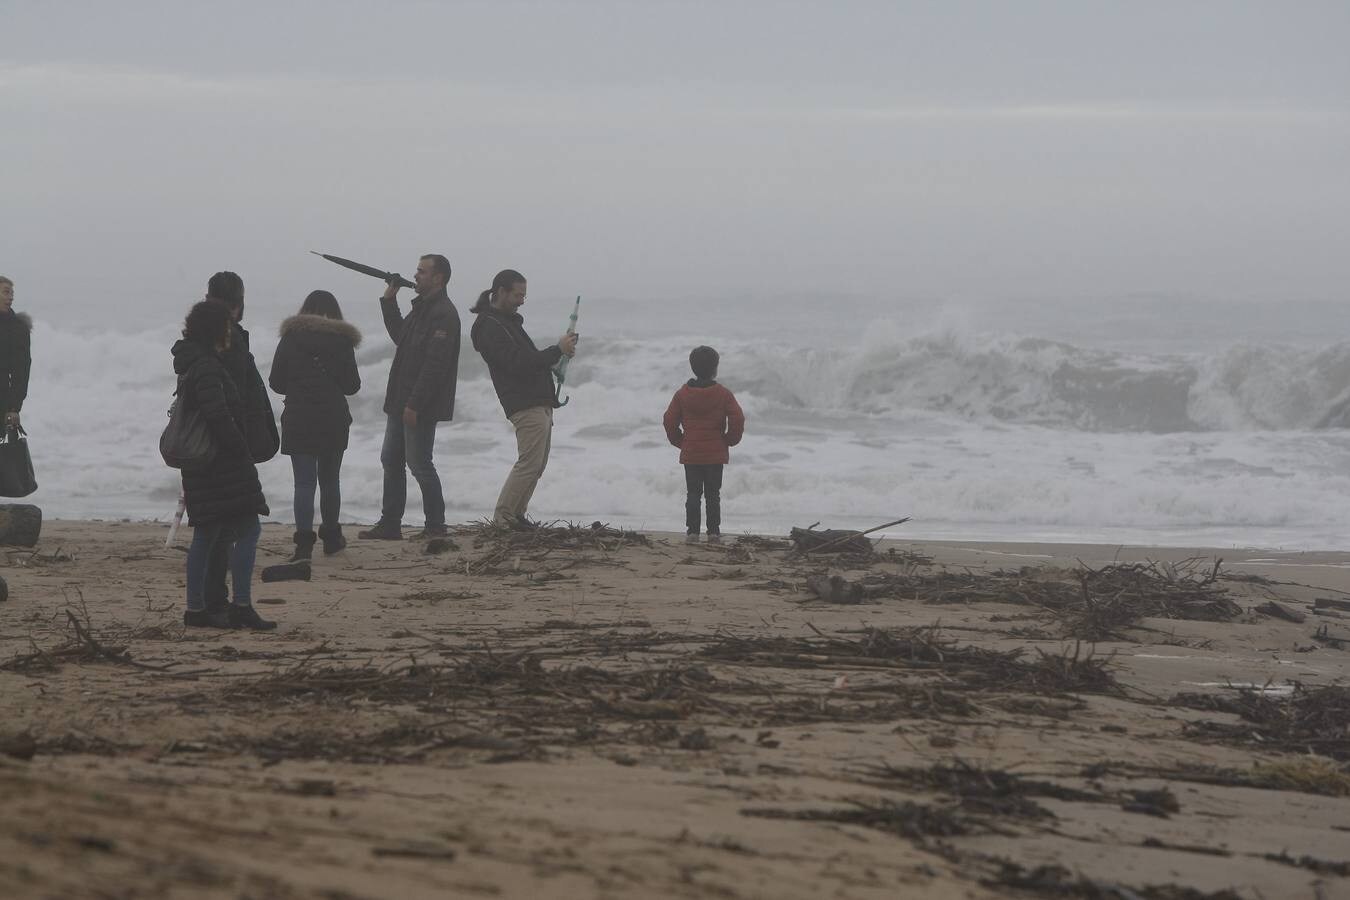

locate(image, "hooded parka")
[[172, 339, 269, 525], [268, 314, 362, 455]]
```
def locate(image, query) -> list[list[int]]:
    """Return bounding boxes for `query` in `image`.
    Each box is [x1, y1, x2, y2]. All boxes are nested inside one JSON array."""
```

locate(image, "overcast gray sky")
[[2, 0, 1348, 326]]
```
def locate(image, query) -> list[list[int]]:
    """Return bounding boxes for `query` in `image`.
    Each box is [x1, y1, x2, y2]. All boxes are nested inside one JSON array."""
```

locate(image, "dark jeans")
[[292, 451, 344, 532], [187, 514, 260, 611], [684, 464, 724, 535], [379, 413, 444, 528]]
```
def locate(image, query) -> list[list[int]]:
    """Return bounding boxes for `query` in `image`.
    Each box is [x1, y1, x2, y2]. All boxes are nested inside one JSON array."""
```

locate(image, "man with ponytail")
[[358, 253, 461, 541], [470, 270, 578, 526]]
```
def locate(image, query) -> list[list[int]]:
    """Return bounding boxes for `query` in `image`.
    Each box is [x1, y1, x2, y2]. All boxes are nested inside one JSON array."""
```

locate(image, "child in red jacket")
[[663, 346, 746, 543]]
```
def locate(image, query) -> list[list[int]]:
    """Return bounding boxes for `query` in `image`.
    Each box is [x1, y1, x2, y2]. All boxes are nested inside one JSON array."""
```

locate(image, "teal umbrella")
[[552, 296, 580, 407]]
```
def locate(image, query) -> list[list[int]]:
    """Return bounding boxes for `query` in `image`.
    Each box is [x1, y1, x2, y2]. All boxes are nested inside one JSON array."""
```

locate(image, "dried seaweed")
[[1182, 683, 1350, 760]]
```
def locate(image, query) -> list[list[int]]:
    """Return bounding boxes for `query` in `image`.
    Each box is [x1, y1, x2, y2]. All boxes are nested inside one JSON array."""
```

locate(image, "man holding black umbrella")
[[359, 254, 460, 540]]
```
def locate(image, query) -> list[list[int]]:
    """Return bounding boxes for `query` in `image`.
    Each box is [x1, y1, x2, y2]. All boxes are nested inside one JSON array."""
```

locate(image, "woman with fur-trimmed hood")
[[0, 276, 32, 429], [269, 290, 362, 559]]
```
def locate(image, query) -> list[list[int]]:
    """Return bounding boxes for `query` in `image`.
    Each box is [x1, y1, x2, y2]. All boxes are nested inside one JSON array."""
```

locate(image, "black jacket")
[[381, 287, 461, 421], [470, 305, 563, 418], [171, 339, 269, 526], [220, 322, 280, 462], [269, 314, 362, 455], [0, 311, 32, 415]]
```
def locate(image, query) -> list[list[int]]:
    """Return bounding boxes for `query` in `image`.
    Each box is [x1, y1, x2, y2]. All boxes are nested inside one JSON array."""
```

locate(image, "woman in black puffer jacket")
[[268, 291, 361, 559], [172, 300, 274, 630]]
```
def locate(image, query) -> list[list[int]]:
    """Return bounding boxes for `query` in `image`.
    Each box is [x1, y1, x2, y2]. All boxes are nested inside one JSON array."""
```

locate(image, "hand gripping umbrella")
[[310, 251, 415, 289], [552, 296, 580, 407]]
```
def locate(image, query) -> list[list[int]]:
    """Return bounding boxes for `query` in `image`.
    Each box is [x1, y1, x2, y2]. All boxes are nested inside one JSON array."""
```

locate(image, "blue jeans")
[[379, 413, 444, 527], [292, 451, 344, 532], [186, 514, 261, 611]]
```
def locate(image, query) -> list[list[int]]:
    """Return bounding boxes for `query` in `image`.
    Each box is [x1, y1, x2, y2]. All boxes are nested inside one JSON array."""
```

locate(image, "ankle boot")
[[290, 529, 317, 562], [318, 524, 346, 555]]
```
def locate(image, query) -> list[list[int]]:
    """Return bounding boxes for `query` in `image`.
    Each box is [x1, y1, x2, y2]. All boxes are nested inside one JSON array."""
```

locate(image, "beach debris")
[[1121, 786, 1180, 817], [805, 573, 863, 604], [1181, 683, 1350, 760], [424, 537, 458, 555], [1255, 600, 1306, 623], [1311, 624, 1347, 650], [742, 798, 984, 840], [832, 674, 849, 690], [369, 842, 457, 862], [0, 574, 7, 602], [0, 503, 42, 547], [853, 558, 1243, 641], [261, 560, 311, 583], [1314, 597, 1350, 613], [982, 862, 1244, 900], [0, 729, 37, 760]]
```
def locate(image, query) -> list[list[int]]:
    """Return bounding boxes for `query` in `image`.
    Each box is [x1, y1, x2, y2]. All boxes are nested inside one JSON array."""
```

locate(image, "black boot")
[[290, 530, 317, 562], [358, 520, 402, 540], [228, 604, 277, 631], [318, 524, 347, 555], [184, 608, 231, 629]]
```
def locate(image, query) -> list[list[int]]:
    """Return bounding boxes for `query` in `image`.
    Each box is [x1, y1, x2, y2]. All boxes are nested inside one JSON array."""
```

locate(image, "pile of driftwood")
[[1177, 684, 1350, 761], [800, 559, 1243, 641], [787, 517, 909, 558], [700, 625, 1119, 695]]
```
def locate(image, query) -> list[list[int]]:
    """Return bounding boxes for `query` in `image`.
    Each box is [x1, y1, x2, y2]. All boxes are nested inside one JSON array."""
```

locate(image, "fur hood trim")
[[4, 312, 32, 331], [279, 314, 361, 347]]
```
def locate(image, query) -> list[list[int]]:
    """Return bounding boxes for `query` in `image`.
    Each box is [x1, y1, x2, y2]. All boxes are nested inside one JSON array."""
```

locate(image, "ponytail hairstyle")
[[299, 289, 343, 320], [471, 269, 526, 313]]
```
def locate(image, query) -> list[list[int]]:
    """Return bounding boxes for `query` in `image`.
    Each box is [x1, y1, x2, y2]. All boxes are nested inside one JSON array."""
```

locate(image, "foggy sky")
[[2, 0, 1348, 327]]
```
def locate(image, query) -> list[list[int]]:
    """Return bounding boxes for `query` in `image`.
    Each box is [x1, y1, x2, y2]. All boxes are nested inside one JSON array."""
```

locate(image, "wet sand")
[[2, 521, 1348, 899]]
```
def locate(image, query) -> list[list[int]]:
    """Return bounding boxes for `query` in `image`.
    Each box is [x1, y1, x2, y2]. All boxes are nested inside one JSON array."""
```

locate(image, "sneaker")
[[408, 524, 449, 540], [183, 609, 231, 629], [684, 533, 699, 544], [706, 533, 723, 545], [358, 521, 403, 540], [228, 604, 277, 631]]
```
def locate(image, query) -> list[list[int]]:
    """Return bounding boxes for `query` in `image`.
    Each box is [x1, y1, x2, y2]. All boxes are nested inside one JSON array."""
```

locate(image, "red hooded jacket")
[[663, 379, 746, 465]]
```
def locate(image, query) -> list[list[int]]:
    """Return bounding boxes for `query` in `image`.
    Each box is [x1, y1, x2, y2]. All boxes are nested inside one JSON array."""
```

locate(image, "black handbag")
[[245, 364, 280, 463], [0, 425, 37, 497], [160, 377, 217, 470]]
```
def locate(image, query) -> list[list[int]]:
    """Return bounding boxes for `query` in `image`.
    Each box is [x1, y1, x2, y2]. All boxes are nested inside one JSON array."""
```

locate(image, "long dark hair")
[[299, 289, 343, 320], [471, 269, 525, 313]]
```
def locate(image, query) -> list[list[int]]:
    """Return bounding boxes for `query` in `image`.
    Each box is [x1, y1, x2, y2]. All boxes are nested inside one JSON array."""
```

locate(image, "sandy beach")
[[2, 519, 1349, 899]]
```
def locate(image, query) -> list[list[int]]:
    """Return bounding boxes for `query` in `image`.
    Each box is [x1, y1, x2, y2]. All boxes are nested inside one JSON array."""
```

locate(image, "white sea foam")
[[16, 306, 1350, 549]]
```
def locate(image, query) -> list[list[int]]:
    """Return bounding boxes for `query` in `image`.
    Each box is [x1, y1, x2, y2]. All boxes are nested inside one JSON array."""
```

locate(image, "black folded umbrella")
[[310, 251, 415, 289]]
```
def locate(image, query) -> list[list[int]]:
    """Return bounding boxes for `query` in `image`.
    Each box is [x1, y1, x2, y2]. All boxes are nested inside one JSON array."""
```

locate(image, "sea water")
[[18, 294, 1350, 550]]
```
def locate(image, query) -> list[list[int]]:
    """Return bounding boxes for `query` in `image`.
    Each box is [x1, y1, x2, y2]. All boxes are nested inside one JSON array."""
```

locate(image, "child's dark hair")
[[183, 300, 232, 348], [690, 345, 719, 380], [471, 269, 525, 313]]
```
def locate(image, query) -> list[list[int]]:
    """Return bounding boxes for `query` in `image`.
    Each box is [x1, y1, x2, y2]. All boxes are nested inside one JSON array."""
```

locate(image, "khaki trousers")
[[494, 406, 553, 524]]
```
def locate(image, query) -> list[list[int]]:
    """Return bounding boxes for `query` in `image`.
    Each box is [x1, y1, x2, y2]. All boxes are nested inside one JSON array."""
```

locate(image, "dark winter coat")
[[220, 322, 280, 462], [470, 305, 563, 419], [381, 287, 461, 421], [0, 311, 32, 415], [268, 314, 362, 455], [663, 379, 746, 465], [171, 339, 269, 526]]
